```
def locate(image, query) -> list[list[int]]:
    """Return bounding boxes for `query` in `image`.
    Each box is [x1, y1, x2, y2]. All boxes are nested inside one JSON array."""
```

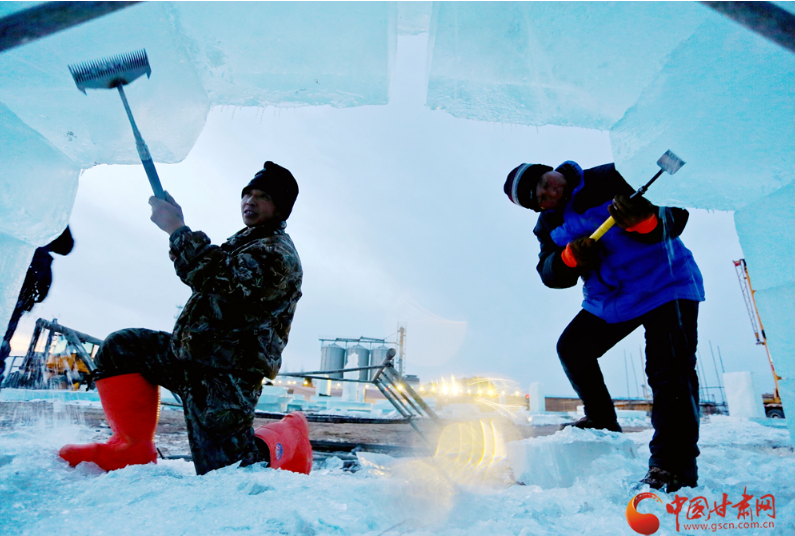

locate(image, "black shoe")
[[560, 415, 622, 433], [640, 467, 697, 494]]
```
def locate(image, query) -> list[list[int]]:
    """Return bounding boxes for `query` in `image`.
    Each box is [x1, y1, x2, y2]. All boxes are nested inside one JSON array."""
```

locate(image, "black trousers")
[[93, 328, 266, 475], [557, 299, 700, 480]]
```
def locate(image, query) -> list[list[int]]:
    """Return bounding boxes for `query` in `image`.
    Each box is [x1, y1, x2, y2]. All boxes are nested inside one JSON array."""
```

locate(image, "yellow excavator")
[[2, 318, 100, 391], [733, 259, 784, 419]]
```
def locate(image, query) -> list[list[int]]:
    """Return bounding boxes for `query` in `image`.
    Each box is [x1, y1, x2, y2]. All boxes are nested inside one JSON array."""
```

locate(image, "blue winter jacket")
[[534, 162, 705, 323]]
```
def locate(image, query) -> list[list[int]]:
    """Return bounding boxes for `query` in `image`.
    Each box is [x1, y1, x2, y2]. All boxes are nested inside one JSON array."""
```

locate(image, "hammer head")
[[657, 150, 686, 175]]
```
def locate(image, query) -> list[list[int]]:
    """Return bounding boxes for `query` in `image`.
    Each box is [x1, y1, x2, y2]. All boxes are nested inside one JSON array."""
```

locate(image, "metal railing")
[[278, 348, 441, 446]]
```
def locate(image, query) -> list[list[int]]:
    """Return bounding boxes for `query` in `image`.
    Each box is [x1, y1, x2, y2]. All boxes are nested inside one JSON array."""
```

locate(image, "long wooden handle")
[[589, 216, 616, 241]]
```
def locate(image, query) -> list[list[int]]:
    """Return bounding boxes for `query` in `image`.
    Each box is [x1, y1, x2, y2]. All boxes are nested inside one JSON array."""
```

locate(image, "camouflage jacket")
[[168, 222, 302, 379]]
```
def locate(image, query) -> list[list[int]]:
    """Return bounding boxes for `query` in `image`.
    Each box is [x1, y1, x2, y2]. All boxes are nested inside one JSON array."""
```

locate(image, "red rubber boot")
[[253, 411, 312, 474], [59, 373, 160, 471]]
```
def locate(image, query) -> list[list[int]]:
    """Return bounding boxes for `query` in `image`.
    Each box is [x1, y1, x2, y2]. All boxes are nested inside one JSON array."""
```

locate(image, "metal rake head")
[[69, 49, 151, 94]]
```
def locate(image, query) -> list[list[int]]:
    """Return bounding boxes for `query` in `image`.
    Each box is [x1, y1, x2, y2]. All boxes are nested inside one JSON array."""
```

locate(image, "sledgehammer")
[[589, 150, 686, 241]]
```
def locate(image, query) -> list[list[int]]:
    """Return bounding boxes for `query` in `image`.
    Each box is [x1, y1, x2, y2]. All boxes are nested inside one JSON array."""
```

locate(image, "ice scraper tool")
[[68, 49, 166, 199], [589, 150, 686, 241]]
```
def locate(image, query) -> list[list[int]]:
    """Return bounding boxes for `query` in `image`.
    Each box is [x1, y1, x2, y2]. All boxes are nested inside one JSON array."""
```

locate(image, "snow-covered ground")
[[0, 404, 793, 536]]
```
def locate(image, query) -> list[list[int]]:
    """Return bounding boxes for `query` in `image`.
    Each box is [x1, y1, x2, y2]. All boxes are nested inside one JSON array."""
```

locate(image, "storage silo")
[[346, 345, 371, 381], [320, 344, 345, 379], [370, 346, 393, 380]]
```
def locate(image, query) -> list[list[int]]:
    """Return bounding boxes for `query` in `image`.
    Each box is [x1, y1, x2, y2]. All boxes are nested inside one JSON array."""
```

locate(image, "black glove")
[[564, 237, 601, 271], [608, 195, 656, 230]]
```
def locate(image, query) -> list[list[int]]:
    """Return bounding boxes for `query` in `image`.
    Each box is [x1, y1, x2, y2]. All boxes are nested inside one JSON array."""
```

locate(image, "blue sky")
[[7, 35, 774, 398]]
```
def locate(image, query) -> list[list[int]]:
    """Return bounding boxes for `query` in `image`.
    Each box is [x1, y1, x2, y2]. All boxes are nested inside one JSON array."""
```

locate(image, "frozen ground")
[[0, 405, 792, 536]]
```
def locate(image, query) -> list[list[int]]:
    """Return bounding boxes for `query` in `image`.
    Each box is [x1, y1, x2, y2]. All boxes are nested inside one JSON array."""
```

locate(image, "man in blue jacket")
[[504, 161, 705, 493]]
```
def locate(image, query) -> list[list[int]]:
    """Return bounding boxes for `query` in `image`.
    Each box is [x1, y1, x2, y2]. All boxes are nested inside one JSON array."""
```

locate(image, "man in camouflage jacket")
[[59, 162, 302, 475]]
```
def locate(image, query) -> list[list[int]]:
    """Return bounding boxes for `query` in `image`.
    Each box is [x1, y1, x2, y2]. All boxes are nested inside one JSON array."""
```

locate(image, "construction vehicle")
[[1, 318, 100, 391], [733, 259, 785, 418]]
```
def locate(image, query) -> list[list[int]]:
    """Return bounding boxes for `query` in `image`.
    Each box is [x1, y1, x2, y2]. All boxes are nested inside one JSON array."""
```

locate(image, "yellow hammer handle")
[[590, 216, 616, 241]]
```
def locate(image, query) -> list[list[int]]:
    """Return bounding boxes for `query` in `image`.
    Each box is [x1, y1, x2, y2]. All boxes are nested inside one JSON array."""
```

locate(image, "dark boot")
[[560, 415, 622, 433], [254, 412, 312, 474], [59, 373, 160, 471], [640, 467, 697, 493]]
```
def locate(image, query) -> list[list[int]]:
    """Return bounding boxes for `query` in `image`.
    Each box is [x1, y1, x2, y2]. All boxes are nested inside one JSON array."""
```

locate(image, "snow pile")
[[0, 415, 793, 535]]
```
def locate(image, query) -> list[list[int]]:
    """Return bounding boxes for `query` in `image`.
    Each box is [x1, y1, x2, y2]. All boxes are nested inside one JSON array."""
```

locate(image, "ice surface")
[[0, 103, 79, 245], [397, 1, 432, 36], [506, 427, 637, 488], [426, 2, 708, 128], [0, 410, 794, 535], [735, 180, 795, 292], [610, 9, 795, 211], [724, 371, 765, 419], [170, 2, 396, 107]]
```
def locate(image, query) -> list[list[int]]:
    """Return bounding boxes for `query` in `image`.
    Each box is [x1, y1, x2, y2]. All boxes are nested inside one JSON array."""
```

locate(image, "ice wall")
[[426, 2, 709, 128]]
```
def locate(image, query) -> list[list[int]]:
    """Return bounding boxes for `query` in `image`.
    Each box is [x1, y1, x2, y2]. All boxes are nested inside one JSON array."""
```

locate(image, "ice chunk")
[[0, 2, 209, 168], [426, 2, 707, 127], [528, 382, 545, 414], [0, 234, 36, 343], [506, 427, 637, 488], [0, 103, 79, 245], [610, 11, 795, 210], [169, 2, 397, 107], [724, 371, 765, 419]]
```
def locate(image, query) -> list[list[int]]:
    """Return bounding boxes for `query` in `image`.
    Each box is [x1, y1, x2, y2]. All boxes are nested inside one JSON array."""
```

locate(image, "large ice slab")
[[0, 103, 79, 245], [0, 2, 209, 168], [506, 427, 637, 488], [610, 10, 795, 210], [169, 2, 396, 107], [724, 371, 765, 419], [426, 2, 707, 128]]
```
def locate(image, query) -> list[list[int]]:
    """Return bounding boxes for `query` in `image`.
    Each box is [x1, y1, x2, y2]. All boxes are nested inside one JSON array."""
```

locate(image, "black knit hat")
[[242, 161, 299, 221], [504, 163, 552, 212]]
